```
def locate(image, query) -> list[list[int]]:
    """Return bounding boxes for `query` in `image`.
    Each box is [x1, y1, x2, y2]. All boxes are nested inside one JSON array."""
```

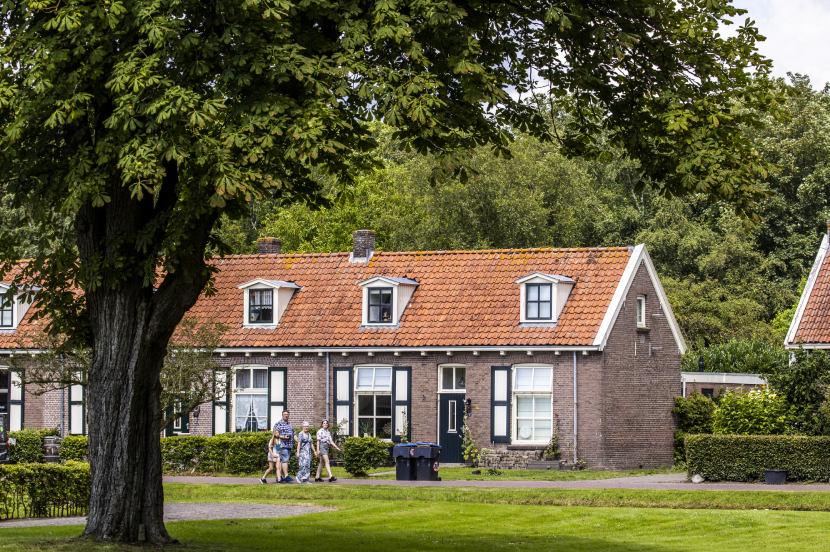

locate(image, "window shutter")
[[69, 377, 85, 436], [213, 370, 229, 435], [164, 407, 175, 437], [268, 367, 287, 430], [333, 367, 353, 437], [491, 366, 511, 442], [9, 370, 23, 432], [391, 367, 411, 443]]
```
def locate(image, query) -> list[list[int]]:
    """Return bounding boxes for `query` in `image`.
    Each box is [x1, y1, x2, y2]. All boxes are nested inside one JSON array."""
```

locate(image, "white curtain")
[[235, 395, 269, 432]]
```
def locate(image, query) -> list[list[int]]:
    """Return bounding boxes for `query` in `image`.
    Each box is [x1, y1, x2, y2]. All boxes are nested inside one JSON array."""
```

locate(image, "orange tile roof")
[[1, 247, 634, 349], [792, 240, 830, 344]]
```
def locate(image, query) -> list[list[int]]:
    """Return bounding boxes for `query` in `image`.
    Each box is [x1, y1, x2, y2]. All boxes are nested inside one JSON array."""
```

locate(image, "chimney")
[[258, 237, 282, 255], [352, 229, 376, 259]]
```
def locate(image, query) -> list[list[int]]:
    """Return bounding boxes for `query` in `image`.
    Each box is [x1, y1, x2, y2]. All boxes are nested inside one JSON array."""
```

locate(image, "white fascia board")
[[681, 372, 766, 386], [786, 233, 828, 347], [213, 345, 601, 354], [357, 275, 418, 287], [592, 244, 687, 354], [237, 278, 297, 290], [515, 272, 574, 284]]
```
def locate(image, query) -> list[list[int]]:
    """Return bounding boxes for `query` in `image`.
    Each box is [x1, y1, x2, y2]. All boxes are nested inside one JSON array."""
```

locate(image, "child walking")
[[261, 428, 282, 483]]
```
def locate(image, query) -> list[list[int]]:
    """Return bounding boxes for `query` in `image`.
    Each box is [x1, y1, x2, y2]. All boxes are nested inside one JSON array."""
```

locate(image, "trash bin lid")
[[416, 442, 442, 448], [396, 443, 417, 447]]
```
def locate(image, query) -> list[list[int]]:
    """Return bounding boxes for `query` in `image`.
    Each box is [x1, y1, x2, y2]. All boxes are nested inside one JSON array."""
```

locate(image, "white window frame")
[[512, 364, 553, 445], [0, 292, 12, 328], [248, 289, 274, 324], [637, 295, 646, 327], [232, 364, 269, 433], [354, 364, 393, 440], [438, 364, 466, 393]]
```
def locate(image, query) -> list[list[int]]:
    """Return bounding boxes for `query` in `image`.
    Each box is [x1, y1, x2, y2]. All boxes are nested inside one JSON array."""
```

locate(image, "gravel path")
[[0, 503, 334, 529], [163, 473, 830, 492]]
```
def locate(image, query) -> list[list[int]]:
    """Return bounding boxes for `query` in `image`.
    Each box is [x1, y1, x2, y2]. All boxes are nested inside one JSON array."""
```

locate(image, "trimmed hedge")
[[343, 437, 390, 476], [160, 432, 322, 476], [686, 434, 830, 482], [58, 436, 89, 463], [8, 429, 45, 464], [0, 461, 90, 520]]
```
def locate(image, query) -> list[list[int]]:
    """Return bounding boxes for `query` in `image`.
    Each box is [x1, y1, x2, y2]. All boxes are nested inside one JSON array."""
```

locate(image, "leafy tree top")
[[0, 0, 785, 347]]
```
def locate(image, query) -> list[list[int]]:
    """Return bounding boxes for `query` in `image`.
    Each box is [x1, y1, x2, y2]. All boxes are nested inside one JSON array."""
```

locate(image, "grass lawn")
[[2, 498, 829, 551], [185, 466, 679, 481]]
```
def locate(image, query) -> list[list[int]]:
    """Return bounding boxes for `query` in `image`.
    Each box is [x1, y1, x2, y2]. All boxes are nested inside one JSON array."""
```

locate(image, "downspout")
[[573, 351, 578, 463], [325, 352, 331, 420]]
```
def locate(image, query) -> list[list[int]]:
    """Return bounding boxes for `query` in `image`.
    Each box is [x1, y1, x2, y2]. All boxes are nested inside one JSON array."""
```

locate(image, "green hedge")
[[58, 436, 89, 463], [8, 430, 45, 464], [160, 432, 323, 476], [343, 437, 390, 476], [0, 461, 90, 520], [686, 434, 830, 482]]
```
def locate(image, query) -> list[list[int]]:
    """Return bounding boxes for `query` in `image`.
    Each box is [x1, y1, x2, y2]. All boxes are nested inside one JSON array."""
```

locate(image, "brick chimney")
[[352, 229, 376, 259], [257, 237, 282, 255]]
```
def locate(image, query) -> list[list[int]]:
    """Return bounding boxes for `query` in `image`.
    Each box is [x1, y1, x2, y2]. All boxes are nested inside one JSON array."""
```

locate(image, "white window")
[[637, 295, 646, 327], [0, 369, 8, 419], [0, 294, 12, 327], [440, 365, 466, 392], [355, 366, 392, 439], [448, 400, 457, 433], [234, 366, 268, 432], [513, 365, 552, 444]]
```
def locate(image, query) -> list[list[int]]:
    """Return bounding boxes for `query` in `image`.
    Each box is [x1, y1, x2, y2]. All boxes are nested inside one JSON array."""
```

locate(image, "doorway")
[[438, 393, 465, 463]]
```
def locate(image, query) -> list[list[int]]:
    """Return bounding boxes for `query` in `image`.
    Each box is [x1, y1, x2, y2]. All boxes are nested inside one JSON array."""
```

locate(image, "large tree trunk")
[[76, 170, 217, 543]]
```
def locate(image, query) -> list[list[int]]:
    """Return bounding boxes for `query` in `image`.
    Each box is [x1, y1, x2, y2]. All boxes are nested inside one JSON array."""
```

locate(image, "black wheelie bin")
[[413, 442, 442, 481], [393, 443, 418, 481]]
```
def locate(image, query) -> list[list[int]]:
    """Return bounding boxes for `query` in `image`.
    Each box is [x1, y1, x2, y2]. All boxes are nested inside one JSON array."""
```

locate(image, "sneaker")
[[275, 478, 283, 484], [328, 476, 337, 483], [260, 477, 267, 484], [284, 476, 294, 483]]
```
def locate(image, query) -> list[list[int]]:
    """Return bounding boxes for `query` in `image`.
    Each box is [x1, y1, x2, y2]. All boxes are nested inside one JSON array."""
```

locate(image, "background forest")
[[4, 76, 828, 373]]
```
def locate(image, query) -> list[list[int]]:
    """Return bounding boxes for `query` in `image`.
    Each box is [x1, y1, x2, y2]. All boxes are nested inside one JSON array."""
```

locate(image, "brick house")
[[1, 230, 687, 469]]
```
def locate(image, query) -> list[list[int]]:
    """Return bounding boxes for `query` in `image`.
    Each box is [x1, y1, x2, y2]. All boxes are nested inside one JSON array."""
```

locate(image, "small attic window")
[[526, 283, 552, 320], [368, 288, 393, 323], [637, 295, 646, 327], [249, 290, 273, 323]]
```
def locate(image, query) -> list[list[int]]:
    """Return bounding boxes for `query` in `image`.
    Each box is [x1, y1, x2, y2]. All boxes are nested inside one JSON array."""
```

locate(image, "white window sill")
[[242, 324, 278, 329]]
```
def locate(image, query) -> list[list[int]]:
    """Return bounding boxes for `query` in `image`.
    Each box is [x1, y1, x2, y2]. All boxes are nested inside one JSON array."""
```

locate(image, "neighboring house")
[[1, 230, 687, 469], [786, 226, 830, 351]]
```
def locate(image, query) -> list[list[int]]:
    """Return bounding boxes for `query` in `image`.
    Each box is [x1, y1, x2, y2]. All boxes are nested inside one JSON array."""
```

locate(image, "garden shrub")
[[36, 428, 61, 438], [343, 436, 390, 476], [686, 434, 830, 482], [671, 392, 716, 463], [202, 432, 235, 472], [765, 347, 830, 435], [8, 429, 44, 464], [160, 435, 208, 473], [0, 461, 90, 520], [58, 436, 88, 463], [712, 388, 794, 435], [227, 432, 271, 474]]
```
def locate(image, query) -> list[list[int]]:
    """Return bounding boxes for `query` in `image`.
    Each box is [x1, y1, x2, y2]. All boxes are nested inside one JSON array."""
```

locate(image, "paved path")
[[163, 473, 830, 492], [0, 503, 334, 529]]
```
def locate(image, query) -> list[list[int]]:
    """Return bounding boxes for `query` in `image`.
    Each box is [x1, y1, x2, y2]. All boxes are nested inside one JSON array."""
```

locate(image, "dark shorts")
[[319, 442, 329, 456]]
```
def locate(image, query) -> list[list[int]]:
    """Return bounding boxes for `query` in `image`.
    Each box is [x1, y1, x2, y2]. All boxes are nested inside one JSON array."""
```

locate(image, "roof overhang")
[[515, 272, 575, 284], [592, 244, 687, 354], [785, 233, 828, 347], [357, 276, 419, 287], [237, 278, 300, 290]]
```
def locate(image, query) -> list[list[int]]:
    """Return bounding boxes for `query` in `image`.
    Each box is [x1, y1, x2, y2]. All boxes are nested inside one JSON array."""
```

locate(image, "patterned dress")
[[296, 431, 313, 481]]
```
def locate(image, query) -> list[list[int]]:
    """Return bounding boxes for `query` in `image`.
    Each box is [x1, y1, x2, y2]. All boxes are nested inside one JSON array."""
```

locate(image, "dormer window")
[[525, 283, 552, 320], [358, 276, 419, 327], [368, 288, 393, 323], [237, 279, 300, 327], [0, 294, 12, 327], [516, 273, 575, 324], [249, 290, 273, 323]]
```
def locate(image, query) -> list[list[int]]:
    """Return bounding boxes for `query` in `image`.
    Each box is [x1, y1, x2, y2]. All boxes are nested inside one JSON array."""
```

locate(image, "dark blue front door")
[[439, 393, 465, 463]]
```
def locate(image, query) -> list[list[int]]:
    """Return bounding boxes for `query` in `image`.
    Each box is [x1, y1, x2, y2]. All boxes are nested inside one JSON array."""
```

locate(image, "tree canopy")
[[0, 0, 787, 543]]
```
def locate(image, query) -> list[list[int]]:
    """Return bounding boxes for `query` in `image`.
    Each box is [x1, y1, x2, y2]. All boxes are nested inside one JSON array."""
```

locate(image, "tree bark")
[[76, 170, 217, 543]]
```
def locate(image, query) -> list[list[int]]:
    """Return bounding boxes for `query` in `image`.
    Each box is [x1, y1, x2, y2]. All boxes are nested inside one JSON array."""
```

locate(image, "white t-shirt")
[[316, 428, 331, 445]]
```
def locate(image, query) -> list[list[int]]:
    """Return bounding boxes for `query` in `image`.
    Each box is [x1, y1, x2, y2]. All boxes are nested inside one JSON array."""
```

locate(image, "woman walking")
[[261, 428, 282, 484], [295, 422, 314, 483], [314, 420, 341, 482]]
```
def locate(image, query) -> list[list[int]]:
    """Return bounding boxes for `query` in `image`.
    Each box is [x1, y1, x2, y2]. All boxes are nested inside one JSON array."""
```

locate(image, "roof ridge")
[[214, 246, 633, 260]]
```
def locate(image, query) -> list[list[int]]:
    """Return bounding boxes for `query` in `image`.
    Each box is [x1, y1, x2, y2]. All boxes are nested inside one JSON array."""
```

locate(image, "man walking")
[[274, 410, 297, 483]]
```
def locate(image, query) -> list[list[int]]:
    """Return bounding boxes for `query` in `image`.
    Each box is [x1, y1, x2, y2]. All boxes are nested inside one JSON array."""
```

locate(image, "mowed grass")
[[187, 466, 677, 481], [2, 500, 830, 552]]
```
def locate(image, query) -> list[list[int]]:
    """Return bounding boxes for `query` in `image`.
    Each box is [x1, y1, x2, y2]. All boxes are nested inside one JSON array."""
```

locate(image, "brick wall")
[[600, 262, 682, 469]]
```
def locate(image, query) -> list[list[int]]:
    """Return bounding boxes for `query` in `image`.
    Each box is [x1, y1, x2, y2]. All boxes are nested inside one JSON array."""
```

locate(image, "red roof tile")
[[792, 237, 830, 344]]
